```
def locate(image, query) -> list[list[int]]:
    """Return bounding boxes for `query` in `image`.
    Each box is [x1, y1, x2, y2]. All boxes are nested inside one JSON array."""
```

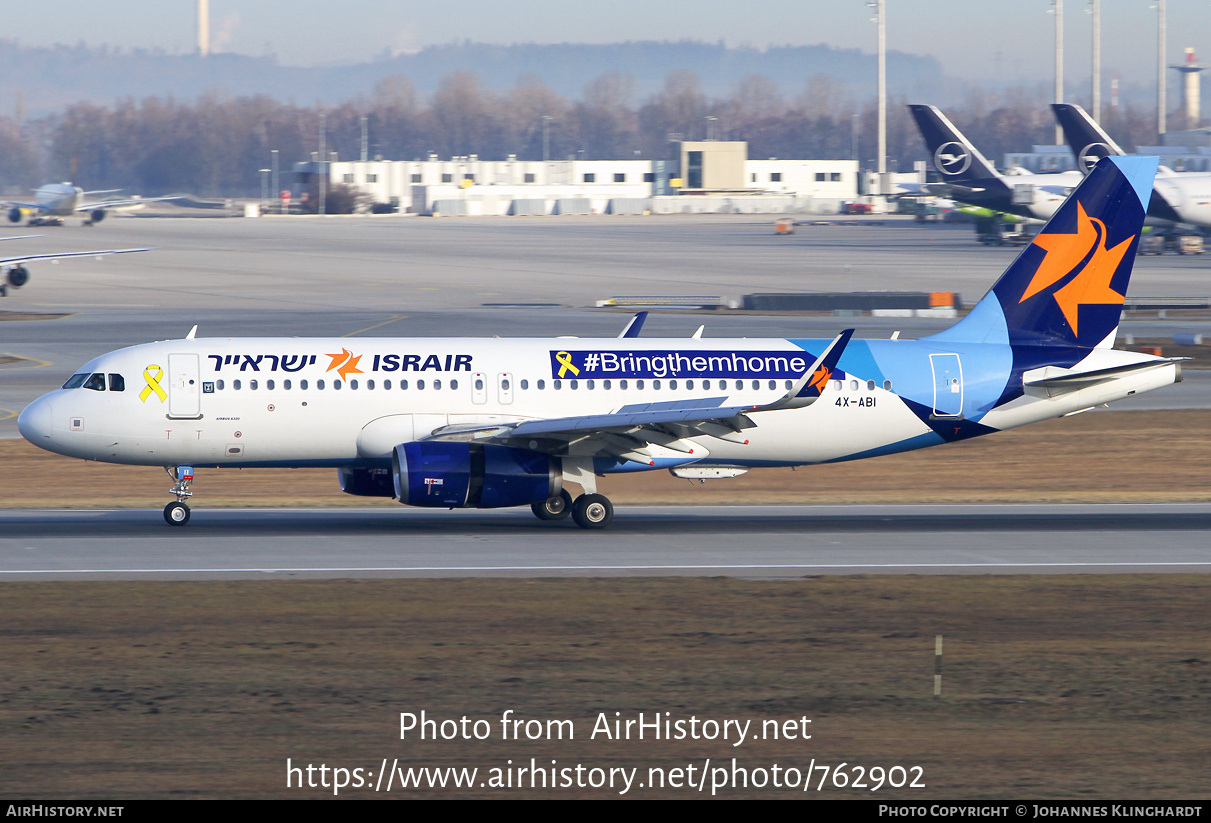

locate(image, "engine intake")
[[392, 441, 560, 509], [8, 208, 21, 223]]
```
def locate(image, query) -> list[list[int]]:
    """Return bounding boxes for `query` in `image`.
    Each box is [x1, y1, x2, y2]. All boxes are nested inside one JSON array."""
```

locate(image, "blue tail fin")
[[931, 155, 1157, 350]]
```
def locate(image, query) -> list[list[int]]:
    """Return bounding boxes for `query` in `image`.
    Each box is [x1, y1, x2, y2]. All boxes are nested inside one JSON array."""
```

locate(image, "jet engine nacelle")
[[89, 209, 107, 224], [6, 266, 29, 288], [337, 467, 395, 497], [8, 208, 21, 223], [392, 441, 560, 509]]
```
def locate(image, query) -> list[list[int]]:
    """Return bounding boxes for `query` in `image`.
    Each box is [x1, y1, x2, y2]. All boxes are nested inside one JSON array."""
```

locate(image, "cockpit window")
[[82, 373, 106, 391], [62, 373, 89, 389], [108, 374, 125, 392]]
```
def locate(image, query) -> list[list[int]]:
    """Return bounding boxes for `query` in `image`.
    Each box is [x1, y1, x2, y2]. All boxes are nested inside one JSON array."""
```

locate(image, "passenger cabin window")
[[83, 373, 106, 391]]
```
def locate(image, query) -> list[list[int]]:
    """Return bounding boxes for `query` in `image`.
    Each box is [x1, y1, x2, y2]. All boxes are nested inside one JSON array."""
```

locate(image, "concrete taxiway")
[[0, 504, 1207, 580]]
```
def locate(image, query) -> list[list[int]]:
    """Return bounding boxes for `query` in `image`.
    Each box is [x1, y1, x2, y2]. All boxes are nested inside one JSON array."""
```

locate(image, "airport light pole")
[[318, 113, 327, 217], [259, 168, 269, 211], [1156, 0, 1167, 139], [271, 150, 279, 214], [1052, 0, 1064, 144], [1089, 0, 1101, 123], [542, 116, 551, 163], [867, 0, 886, 196]]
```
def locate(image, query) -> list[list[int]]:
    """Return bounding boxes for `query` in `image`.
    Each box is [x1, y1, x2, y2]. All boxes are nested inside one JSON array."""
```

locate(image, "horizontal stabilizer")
[[1023, 358, 1186, 396]]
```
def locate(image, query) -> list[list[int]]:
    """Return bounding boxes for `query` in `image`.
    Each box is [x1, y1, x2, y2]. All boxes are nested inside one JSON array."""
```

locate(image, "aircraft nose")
[[17, 393, 57, 445]]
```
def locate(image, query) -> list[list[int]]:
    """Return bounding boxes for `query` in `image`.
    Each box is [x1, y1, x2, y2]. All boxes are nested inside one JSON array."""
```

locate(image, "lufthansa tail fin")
[[1051, 104, 1126, 176], [908, 104, 1005, 186], [930, 156, 1157, 350]]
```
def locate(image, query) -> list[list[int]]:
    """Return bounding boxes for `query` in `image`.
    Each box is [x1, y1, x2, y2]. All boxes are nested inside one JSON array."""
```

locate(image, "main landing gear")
[[529, 489, 614, 529], [163, 465, 194, 526]]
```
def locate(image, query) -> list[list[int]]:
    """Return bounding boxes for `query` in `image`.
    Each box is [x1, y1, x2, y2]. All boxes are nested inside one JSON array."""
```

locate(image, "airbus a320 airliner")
[[18, 157, 1180, 529]]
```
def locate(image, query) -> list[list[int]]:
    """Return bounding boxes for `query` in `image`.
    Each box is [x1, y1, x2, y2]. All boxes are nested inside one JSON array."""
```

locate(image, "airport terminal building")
[[293, 141, 861, 216]]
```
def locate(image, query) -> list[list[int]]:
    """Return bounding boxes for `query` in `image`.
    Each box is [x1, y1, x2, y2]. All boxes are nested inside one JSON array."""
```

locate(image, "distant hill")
[[0, 39, 945, 116]]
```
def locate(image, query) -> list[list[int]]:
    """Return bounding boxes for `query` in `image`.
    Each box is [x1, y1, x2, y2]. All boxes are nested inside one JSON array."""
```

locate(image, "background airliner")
[[0, 237, 149, 297], [908, 104, 1083, 221], [4, 183, 177, 226], [1052, 103, 1211, 230], [18, 157, 1179, 529]]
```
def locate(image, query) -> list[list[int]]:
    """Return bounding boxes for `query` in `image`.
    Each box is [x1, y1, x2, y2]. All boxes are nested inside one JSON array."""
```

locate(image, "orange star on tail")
[[1018, 201, 1134, 334]]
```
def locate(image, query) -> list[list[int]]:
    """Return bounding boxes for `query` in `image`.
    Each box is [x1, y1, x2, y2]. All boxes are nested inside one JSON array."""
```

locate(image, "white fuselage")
[[32, 184, 84, 216], [18, 336, 1178, 476]]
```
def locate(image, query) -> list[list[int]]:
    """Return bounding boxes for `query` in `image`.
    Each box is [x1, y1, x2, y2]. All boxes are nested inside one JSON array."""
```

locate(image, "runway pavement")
[[1, 504, 1207, 580]]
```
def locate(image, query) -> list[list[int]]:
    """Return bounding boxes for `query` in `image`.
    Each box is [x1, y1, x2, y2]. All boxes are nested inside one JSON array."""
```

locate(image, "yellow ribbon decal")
[[555, 351, 580, 378], [139, 364, 167, 403]]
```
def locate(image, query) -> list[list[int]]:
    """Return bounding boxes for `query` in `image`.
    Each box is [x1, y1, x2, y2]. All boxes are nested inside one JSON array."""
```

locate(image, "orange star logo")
[[324, 348, 364, 380], [1018, 201, 1134, 334], [807, 365, 831, 393]]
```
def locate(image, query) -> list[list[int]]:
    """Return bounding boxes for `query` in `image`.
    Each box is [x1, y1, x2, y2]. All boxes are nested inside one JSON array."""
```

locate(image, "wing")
[[75, 196, 181, 211], [426, 330, 854, 466], [1, 201, 52, 212], [0, 247, 153, 268]]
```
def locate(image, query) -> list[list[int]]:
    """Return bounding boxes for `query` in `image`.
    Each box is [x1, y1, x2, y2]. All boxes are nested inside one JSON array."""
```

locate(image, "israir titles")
[[205, 353, 474, 373]]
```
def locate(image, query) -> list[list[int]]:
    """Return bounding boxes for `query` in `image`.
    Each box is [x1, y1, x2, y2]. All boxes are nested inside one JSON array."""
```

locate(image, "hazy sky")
[[5, 0, 1208, 85]]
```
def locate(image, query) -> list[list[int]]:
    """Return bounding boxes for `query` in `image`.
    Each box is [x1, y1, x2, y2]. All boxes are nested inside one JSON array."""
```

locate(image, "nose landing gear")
[[163, 466, 194, 526]]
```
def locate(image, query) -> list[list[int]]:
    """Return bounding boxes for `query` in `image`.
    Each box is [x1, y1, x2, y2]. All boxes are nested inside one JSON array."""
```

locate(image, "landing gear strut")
[[163, 466, 194, 526]]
